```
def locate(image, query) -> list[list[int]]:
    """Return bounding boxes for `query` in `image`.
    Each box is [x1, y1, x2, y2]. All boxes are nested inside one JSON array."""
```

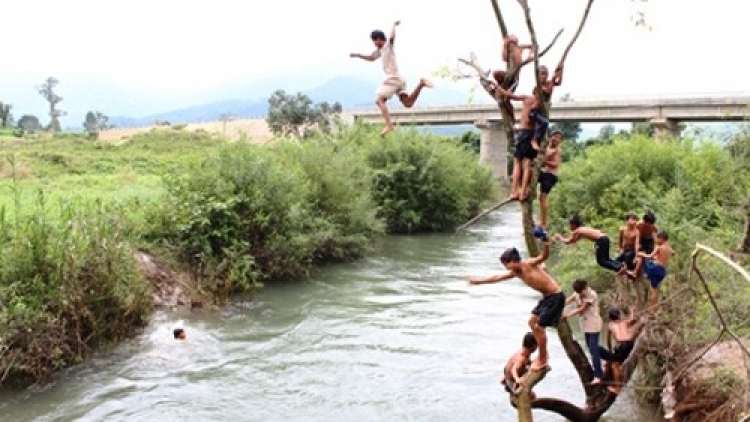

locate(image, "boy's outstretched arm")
[[389, 20, 400, 44], [553, 63, 564, 86], [494, 84, 526, 101], [554, 231, 580, 245], [467, 271, 515, 285], [350, 52, 377, 61], [563, 301, 591, 319], [637, 245, 659, 259], [528, 241, 551, 266]]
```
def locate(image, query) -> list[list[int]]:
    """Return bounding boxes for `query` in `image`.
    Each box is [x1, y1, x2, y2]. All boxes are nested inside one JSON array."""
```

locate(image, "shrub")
[[0, 190, 151, 384], [364, 129, 496, 234]]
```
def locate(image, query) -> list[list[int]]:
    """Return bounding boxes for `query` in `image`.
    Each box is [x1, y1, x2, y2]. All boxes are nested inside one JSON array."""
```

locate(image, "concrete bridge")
[[350, 93, 750, 180]]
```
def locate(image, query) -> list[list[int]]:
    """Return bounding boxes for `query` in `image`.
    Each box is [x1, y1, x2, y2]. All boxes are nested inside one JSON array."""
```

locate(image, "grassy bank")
[[546, 134, 750, 419], [0, 125, 497, 386]]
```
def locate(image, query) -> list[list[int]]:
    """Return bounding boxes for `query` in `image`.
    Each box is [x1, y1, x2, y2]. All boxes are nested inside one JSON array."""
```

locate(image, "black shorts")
[[514, 129, 537, 160], [532, 291, 566, 327], [600, 340, 635, 363], [538, 171, 558, 194], [640, 237, 655, 254]]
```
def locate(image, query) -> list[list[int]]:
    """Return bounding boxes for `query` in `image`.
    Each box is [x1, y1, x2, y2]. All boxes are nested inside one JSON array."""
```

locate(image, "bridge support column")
[[476, 120, 508, 181], [651, 118, 682, 140]]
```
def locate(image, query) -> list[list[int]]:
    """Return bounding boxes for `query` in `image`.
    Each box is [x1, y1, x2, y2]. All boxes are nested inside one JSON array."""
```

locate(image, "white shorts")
[[377, 76, 407, 100]]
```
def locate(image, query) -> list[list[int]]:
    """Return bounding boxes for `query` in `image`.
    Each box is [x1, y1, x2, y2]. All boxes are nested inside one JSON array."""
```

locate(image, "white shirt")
[[372, 41, 400, 77], [572, 288, 603, 333]]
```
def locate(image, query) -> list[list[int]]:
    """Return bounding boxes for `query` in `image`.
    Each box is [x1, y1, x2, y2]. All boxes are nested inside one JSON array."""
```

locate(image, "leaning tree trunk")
[[739, 197, 750, 254]]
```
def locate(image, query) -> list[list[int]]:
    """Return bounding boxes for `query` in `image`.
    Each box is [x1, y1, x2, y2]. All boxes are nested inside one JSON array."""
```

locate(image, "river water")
[[0, 206, 660, 422]]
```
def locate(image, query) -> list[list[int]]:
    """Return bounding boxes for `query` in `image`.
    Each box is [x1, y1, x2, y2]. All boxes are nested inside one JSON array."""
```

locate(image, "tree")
[[631, 121, 655, 137], [36, 77, 66, 132], [458, 130, 481, 153], [17, 115, 42, 134], [83, 111, 111, 139], [598, 123, 616, 141], [0, 102, 12, 128], [266, 90, 342, 138]]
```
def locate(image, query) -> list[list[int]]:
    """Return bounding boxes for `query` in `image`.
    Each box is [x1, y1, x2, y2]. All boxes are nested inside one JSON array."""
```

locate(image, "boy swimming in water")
[[468, 231, 565, 372], [173, 328, 187, 340], [350, 20, 433, 136]]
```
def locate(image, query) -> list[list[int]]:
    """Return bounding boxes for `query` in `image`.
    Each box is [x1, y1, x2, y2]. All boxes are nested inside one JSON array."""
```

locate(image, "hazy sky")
[[2, 0, 749, 122]]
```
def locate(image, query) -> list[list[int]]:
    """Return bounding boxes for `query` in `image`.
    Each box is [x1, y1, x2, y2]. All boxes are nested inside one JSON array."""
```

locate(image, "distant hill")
[[109, 75, 470, 128]]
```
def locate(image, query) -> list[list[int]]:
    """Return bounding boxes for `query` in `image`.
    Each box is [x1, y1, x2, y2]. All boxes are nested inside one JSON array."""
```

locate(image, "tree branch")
[[490, 0, 509, 38], [455, 198, 515, 234], [559, 0, 596, 65]]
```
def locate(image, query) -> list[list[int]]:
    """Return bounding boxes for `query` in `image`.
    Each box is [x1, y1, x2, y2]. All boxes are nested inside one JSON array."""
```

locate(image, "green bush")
[[364, 129, 496, 234], [0, 190, 151, 384]]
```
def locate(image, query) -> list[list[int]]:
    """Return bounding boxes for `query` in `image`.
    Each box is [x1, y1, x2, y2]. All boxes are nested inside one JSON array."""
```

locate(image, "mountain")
[[109, 75, 470, 127]]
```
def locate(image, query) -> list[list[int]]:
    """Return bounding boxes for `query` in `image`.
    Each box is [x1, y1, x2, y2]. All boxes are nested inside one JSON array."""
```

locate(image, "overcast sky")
[[1, 0, 748, 121]]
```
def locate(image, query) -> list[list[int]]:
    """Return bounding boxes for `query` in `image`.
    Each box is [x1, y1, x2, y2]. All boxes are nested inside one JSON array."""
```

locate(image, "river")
[[0, 206, 660, 422]]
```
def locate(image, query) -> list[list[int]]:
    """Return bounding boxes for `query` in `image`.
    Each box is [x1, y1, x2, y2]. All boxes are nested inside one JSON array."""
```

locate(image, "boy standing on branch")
[[350, 21, 433, 137]]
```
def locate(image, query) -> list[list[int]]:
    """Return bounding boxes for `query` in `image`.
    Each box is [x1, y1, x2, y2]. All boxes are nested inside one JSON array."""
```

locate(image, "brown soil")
[[134, 251, 210, 310]]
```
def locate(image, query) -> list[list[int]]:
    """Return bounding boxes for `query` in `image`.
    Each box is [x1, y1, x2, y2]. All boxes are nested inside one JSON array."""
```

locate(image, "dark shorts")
[[616, 249, 637, 270], [640, 237, 655, 254], [600, 340, 635, 363], [644, 260, 667, 288], [538, 171, 558, 195], [514, 129, 537, 160], [532, 291, 566, 327]]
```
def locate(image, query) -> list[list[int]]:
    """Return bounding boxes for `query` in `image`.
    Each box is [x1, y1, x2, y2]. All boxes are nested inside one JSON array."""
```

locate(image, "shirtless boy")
[[500, 332, 537, 395], [493, 85, 540, 201], [553, 215, 626, 273], [598, 306, 638, 394], [627, 231, 673, 310], [537, 130, 563, 229], [616, 213, 640, 271], [528, 64, 563, 151], [636, 211, 659, 254], [350, 21, 433, 136], [493, 35, 536, 125], [468, 232, 565, 372]]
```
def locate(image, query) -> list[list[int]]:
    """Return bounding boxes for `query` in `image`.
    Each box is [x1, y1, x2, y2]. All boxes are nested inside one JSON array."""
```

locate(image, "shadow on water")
[[0, 205, 660, 422]]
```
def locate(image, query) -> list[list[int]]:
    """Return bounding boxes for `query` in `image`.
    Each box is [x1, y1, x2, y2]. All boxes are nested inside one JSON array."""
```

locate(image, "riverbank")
[[0, 125, 496, 386]]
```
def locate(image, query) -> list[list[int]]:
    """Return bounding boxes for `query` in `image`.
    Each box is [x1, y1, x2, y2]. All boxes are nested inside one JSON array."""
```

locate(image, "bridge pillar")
[[651, 118, 682, 140], [476, 120, 508, 181]]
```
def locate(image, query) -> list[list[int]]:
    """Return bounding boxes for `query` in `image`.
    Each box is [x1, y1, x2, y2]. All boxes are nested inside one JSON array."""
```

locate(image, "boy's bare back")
[[574, 227, 604, 242], [609, 320, 636, 343], [518, 261, 560, 296]]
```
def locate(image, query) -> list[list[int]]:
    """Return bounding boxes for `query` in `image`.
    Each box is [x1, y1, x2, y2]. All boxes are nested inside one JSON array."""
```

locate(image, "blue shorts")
[[644, 260, 667, 289]]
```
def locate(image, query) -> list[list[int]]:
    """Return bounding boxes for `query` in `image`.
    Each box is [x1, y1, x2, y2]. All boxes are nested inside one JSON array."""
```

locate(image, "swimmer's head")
[[569, 215, 583, 230], [522, 332, 537, 351], [173, 328, 187, 340], [370, 30, 386, 48], [500, 247, 522, 270], [572, 278, 588, 294]]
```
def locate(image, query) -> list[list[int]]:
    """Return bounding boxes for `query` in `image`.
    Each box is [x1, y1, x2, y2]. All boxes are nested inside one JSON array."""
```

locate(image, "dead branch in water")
[[455, 198, 515, 234]]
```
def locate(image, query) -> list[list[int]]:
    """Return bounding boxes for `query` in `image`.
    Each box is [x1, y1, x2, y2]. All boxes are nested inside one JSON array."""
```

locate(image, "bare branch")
[[490, 0, 509, 37], [515, 0, 542, 90], [559, 0, 596, 65], [455, 198, 515, 234]]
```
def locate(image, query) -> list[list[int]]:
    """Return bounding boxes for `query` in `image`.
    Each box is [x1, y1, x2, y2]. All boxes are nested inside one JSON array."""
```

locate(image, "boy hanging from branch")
[[493, 35, 536, 126], [350, 21, 433, 137]]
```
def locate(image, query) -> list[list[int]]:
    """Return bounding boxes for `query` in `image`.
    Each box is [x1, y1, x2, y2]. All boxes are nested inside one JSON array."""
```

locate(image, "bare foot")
[[616, 264, 628, 276], [420, 78, 434, 88], [530, 359, 549, 372], [590, 377, 602, 386], [607, 386, 621, 394], [625, 270, 637, 280], [380, 125, 394, 137], [519, 190, 528, 201], [508, 193, 520, 200]]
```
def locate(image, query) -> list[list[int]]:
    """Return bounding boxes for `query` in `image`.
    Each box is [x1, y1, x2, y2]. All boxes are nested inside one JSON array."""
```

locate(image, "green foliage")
[[549, 121, 582, 142], [0, 180, 151, 384], [365, 130, 496, 233], [17, 115, 42, 134], [457, 130, 480, 154], [266, 89, 342, 138]]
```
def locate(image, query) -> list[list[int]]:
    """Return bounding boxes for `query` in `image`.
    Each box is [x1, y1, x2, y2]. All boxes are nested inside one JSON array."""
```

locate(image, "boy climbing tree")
[[350, 20, 433, 137], [493, 35, 536, 125]]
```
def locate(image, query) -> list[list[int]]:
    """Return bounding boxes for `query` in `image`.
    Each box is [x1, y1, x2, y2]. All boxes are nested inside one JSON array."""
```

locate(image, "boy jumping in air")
[[468, 230, 565, 372], [554, 215, 626, 273], [627, 231, 673, 311], [350, 21, 433, 137]]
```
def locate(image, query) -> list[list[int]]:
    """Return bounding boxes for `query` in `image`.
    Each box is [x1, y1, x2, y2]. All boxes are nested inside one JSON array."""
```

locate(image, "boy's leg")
[[376, 96, 394, 136], [519, 158, 533, 201], [585, 332, 604, 382], [530, 111, 549, 151], [595, 237, 626, 272], [608, 363, 622, 394], [529, 314, 548, 370], [399, 78, 433, 108], [510, 157, 522, 199], [626, 256, 644, 279]]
